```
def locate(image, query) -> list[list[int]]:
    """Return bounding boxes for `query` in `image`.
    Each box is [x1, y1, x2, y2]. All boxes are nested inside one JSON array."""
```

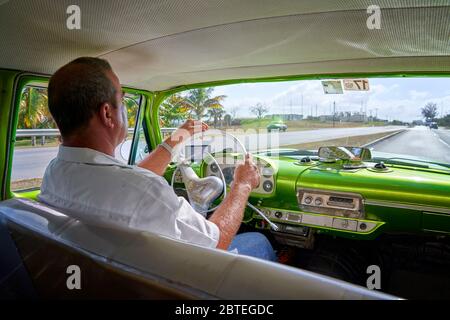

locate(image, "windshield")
[[159, 78, 450, 166]]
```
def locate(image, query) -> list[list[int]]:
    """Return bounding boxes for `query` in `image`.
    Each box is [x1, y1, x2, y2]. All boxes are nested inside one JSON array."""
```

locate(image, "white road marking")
[[438, 138, 450, 148]]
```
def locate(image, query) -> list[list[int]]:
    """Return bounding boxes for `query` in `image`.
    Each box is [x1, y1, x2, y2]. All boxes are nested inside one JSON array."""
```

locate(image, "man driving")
[[39, 57, 276, 262]]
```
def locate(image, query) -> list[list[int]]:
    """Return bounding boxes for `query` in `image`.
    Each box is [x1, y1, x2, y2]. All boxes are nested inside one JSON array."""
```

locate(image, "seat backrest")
[[0, 198, 399, 299]]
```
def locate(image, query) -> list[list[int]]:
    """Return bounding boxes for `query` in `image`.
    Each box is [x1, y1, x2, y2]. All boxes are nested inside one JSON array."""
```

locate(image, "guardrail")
[[15, 128, 177, 146]]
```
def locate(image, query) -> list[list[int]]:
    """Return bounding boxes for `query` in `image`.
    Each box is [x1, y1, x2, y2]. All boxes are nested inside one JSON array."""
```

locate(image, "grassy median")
[[282, 131, 401, 150]]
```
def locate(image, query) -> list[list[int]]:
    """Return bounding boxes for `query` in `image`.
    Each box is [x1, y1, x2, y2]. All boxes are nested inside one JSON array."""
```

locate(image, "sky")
[[209, 78, 450, 122]]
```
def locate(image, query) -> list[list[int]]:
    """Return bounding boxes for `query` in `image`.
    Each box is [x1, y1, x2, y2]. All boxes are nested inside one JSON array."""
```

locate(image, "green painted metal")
[[248, 153, 449, 238], [164, 149, 450, 239], [0, 70, 20, 201]]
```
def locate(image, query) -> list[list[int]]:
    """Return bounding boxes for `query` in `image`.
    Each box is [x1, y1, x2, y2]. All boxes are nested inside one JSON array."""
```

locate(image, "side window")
[[11, 86, 58, 192], [11, 85, 143, 192]]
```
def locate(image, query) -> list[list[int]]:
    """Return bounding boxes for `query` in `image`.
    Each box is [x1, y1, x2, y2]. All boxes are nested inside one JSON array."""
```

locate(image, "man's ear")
[[98, 102, 115, 129]]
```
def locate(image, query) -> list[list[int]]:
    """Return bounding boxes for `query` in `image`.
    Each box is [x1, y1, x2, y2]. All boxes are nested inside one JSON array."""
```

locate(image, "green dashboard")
[[165, 149, 450, 244]]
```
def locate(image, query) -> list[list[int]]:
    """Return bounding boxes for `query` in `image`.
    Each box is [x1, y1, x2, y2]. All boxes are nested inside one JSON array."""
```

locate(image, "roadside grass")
[[11, 178, 42, 191], [14, 133, 134, 149], [14, 137, 60, 149], [229, 119, 389, 131], [281, 131, 402, 150]]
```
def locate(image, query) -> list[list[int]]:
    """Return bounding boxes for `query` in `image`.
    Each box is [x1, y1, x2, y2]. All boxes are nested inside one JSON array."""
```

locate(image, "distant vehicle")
[[429, 122, 438, 129], [267, 121, 287, 132], [407, 123, 415, 128]]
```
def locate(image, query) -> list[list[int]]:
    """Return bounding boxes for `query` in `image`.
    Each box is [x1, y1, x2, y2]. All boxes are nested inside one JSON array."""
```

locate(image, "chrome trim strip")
[[254, 206, 380, 233], [365, 200, 450, 215]]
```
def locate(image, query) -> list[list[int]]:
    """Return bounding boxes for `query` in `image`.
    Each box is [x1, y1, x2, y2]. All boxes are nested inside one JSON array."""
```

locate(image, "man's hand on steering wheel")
[[232, 154, 261, 192], [168, 119, 209, 147]]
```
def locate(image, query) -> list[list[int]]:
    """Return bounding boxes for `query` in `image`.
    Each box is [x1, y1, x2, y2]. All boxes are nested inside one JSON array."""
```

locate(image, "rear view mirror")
[[318, 146, 372, 161]]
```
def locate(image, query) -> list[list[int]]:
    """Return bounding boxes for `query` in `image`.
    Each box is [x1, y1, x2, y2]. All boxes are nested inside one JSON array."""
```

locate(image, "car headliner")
[[0, 0, 449, 91]]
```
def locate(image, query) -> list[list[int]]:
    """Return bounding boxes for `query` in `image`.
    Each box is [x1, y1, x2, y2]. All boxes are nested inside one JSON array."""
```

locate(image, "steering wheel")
[[170, 129, 246, 215], [169, 129, 279, 230]]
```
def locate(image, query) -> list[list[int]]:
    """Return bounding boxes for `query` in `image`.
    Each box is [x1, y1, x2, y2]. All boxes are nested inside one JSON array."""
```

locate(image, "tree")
[[250, 103, 269, 120], [437, 114, 450, 128], [230, 106, 239, 119], [18, 87, 55, 129], [181, 88, 226, 120], [123, 94, 140, 128], [224, 114, 232, 127], [159, 94, 189, 127], [207, 105, 226, 128], [421, 102, 438, 121]]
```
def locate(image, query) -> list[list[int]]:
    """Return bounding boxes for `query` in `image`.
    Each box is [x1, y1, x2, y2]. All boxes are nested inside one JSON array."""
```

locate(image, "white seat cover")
[[0, 198, 399, 299]]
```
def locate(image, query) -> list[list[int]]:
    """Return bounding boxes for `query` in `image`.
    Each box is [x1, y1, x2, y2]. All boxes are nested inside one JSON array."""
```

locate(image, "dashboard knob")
[[304, 196, 313, 205], [374, 162, 387, 170], [274, 211, 283, 219], [210, 163, 219, 173], [262, 165, 274, 178], [262, 180, 273, 192]]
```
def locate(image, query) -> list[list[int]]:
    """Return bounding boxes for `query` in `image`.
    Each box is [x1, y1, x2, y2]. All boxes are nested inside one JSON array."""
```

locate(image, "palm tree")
[[207, 105, 226, 128], [18, 87, 55, 129], [181, 88, 226, 120], [159, 94, 190, 127], [123, 94, 140, 128]]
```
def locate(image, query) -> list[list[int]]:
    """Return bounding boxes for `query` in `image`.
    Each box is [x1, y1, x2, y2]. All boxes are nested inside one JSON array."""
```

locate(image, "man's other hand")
[[233, 153, 260, 191], [169, 120, 209, 146]]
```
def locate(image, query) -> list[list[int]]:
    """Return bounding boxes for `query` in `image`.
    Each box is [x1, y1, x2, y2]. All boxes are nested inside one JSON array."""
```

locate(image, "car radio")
[[297, 188, 364, 219]]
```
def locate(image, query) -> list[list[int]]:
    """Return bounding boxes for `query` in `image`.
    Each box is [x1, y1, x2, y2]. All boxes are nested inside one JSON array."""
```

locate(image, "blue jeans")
[[228, 232, 277, 262]]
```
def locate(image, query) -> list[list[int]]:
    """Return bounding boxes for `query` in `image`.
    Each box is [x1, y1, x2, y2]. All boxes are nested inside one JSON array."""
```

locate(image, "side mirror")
[[119, 140, 133, 162], [318, 146, 372, 161]]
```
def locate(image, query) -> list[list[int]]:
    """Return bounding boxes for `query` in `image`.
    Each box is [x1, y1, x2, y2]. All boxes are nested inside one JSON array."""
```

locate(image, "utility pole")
[[301, 94, 304, 118], [333, 101, 336, 127], [365, 103, 368, 122], [290, 98, 293, 116]]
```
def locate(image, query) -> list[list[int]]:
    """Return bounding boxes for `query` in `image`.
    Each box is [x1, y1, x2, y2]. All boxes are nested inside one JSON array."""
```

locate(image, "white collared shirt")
[[38, 146, 220, 248]]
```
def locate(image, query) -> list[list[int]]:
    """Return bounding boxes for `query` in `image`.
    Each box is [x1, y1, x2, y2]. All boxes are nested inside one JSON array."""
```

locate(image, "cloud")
[[215, 79, 449, 121], [409, 90, 429, 100]]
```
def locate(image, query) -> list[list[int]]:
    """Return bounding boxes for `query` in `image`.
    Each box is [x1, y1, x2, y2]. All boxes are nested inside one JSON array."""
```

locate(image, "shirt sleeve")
[[128, 176, 220, 248]]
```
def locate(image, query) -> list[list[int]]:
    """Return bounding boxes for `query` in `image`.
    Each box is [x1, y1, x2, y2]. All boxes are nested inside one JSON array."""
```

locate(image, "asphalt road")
[[11, 126, 449, 181], [371, 126, 450, 164], [12, 146, 58, 181], [235, 126, 402, 151]]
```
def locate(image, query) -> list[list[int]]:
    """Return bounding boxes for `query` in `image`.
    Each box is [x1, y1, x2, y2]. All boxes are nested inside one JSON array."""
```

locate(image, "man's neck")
[[62, 132, 116, 157]]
